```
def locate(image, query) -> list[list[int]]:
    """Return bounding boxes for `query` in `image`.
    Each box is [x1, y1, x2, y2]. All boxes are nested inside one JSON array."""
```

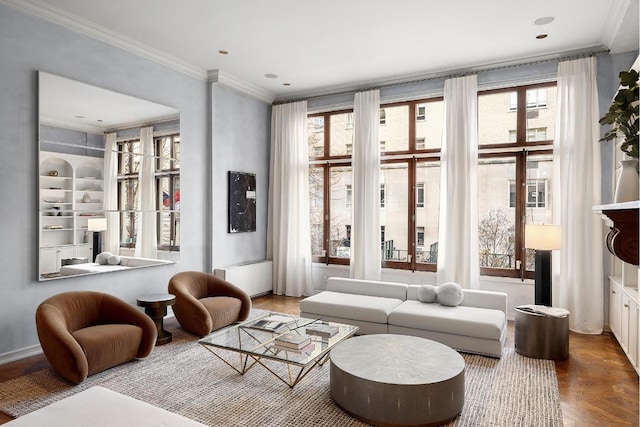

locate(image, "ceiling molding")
[[2, 0, 208, 81], [208, 70, 276, 104], [601, 0, 632, 50], [275, 45, 610, 103]]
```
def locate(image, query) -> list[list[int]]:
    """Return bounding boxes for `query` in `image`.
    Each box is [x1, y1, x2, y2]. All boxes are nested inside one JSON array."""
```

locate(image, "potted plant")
[[600, 69, 639, 156], [600, 69, 639, 202]]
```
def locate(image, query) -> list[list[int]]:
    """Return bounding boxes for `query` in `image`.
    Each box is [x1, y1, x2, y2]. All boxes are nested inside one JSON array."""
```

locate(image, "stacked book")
[[272, 333, 314, 354], [250, 315, 295, 332], [305, 324, 339, 338]]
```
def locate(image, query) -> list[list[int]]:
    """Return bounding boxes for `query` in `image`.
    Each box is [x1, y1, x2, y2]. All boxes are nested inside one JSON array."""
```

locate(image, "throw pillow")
[[417, 284, 438, 303], [107, 255, 121, 265], [437, 282, 464, 307], [96, 252, 112, 265]]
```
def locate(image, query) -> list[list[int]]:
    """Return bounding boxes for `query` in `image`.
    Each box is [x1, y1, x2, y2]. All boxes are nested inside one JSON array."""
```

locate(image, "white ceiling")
[[11, 0, 640, 102], [39, 72, 179, 133]]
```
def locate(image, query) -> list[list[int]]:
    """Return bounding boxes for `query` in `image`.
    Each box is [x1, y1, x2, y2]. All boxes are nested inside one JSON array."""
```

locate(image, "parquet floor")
[[0, 295, 637, 426]]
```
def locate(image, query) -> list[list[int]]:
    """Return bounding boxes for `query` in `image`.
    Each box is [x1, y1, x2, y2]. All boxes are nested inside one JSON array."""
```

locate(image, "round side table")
[[330, 334, 465, 426], [514, 306, 569, 360], [137, 293, 176, 346]]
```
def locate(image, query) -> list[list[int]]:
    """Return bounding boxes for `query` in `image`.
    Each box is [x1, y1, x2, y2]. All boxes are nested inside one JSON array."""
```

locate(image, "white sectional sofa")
[[300, 277, 508, 358]]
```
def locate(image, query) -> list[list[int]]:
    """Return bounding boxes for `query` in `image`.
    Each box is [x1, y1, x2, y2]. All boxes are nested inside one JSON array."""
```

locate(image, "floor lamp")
[[525, 224, 562, 307], [87, 218, 107, 263]]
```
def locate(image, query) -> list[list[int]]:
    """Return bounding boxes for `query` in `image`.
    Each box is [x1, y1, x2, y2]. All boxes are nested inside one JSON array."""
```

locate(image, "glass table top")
[[198, 313, 359, 367]]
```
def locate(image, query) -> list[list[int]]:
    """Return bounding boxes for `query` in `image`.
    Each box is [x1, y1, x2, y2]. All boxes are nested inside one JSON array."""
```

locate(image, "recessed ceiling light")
[[218, 50, 229, 55], [97, 119, 103, 122], [283, 83, 291, 86], [74, 115, 85, 119], [265, 73, 278, 79], [534, 17, 554, 26], [536, 34, 548, 40]]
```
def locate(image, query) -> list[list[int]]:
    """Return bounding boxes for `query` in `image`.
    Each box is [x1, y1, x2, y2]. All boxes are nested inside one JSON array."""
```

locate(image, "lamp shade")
[[525, 224, 562, 250], [87, 217, 107, 232]]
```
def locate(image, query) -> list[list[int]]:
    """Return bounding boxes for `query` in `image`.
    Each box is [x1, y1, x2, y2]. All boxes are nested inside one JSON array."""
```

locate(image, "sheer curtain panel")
[[350, 90, 381, 280], [135, 126, 158, 259], [553, 57, 603, 333], [267, 101, 313, 297], [103, 132, 119, 254], [436, 75, 480, 289]]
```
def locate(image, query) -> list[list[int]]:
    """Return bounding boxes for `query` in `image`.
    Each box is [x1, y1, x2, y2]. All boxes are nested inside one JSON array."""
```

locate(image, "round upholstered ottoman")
[[330, 334, 465, 426]]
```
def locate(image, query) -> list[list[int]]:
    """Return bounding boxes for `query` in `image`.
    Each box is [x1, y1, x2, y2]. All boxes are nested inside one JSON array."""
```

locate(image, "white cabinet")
[[39, 151, 104, 278], [609, 277, 640, 374]]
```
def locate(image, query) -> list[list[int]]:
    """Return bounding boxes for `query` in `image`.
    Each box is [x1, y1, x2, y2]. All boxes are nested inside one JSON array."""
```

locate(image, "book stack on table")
[[272, 332, 314, 354], [305, 324, 339, 338]]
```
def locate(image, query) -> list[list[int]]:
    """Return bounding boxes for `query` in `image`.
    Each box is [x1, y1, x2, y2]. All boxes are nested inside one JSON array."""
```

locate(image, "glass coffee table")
[[199, 313, 358, 388]]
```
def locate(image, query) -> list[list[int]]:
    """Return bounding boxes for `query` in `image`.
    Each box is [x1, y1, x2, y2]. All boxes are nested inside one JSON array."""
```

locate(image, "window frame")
[[308, 81, 555, 279], [478, 82, 555, 279], [116, 132, 180, 252]]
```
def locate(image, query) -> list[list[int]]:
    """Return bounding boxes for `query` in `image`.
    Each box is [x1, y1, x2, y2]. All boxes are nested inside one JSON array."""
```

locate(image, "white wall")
[[210, 83, 271, 269]]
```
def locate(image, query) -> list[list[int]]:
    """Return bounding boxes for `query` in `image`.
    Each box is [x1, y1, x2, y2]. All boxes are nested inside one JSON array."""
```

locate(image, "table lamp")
[[525, 224, 562, 306], [87, 218, 107, 263]]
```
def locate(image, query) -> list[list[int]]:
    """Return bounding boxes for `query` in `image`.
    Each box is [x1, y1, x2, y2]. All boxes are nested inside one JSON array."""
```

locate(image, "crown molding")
[[601, 0, 632, 50], [208, 70, 276, 104], [2, 0, 208, 80]]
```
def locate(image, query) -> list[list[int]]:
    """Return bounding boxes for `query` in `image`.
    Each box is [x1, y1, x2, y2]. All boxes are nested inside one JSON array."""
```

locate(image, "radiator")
[[213, 260, 273, 297]]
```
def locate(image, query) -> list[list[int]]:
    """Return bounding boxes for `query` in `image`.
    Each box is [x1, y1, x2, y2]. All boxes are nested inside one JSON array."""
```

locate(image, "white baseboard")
[[0, 344, 43, 366]]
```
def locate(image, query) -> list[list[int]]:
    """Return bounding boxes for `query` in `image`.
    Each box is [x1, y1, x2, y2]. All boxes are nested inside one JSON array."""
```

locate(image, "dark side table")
[[137, 293, 176, 346], [514, 306, 570, 360]]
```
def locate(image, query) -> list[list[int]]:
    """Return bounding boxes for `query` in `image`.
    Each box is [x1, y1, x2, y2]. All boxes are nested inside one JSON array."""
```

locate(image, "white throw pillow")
[[96, 252, 113, 265], [417, 284, 438, 303], [437, 282, 464, 307], [107, 255, 121, 265]]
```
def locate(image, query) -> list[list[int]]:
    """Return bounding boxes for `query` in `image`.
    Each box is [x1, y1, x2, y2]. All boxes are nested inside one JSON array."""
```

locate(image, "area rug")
[[0, 322, 562, 426]]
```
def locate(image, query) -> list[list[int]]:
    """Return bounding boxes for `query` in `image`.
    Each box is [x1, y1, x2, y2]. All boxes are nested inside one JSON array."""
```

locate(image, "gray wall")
[[0, 3, 210, 359], [210, 83, 271, 269]]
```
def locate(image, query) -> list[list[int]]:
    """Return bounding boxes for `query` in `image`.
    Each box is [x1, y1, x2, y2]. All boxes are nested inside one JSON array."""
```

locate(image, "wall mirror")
[[38, 71, 180, 280]]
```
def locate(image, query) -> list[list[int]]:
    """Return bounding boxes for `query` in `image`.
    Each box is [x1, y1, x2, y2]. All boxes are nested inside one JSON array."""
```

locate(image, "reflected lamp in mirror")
[[525, 224, 562, 306], [87, 218, 107, 262]]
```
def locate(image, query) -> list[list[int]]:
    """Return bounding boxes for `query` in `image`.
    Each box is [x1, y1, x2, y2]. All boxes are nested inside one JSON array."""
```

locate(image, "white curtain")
[[267, 101, 313, 297], [553, 57, 603, 333], [436, 75, 480, 289], [103, 132, 120, 254], [350, 89, 381, 280], [135, 126, 158, 259]]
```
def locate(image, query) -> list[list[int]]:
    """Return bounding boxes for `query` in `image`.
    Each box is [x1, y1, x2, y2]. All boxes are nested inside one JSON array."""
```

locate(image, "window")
[[416, 182, 425, 208], [346, 113, 354, 129], [116, 132, 180, 251], [478, 83, 556, 278], [527, 88, 547, 109], [416, 227, 425, 246], [307, 82, 554, 279], [308, 98, 442, 270]]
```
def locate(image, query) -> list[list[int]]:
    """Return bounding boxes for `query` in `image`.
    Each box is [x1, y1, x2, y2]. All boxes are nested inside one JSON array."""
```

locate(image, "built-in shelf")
[[593, 201, 639, 266]]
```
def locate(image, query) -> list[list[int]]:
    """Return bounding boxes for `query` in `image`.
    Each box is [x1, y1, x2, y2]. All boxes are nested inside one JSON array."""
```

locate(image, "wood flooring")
[[1, 294, 637, 426]]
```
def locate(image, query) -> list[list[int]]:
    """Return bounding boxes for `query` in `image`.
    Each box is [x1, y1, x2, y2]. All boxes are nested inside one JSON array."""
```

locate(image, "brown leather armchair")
[[35, 291, 157, 384], [168, 271, 252, 337]]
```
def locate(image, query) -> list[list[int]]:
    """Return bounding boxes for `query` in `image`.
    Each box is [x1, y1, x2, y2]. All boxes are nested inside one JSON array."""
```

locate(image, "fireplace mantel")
[[593, 201, 639, 266]]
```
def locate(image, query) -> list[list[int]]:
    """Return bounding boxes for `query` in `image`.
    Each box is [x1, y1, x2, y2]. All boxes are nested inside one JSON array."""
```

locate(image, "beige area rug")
[[0, 323, 562, 426]]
